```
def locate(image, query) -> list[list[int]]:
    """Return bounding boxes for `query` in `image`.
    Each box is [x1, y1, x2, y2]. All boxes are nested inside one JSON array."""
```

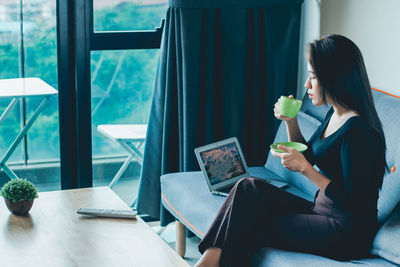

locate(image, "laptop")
[[194, 137, 288, 197]]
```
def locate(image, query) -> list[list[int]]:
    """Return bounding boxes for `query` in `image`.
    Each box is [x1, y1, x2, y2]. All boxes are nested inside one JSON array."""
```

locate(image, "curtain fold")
[[136, 1, 304, 225]]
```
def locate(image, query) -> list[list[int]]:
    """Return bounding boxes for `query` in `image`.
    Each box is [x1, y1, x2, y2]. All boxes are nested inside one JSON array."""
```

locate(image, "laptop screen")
[[198, 141, 246, 185]]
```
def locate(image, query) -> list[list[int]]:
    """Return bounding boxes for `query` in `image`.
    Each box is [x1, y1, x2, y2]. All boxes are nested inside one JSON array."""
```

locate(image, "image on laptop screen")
[[199, 141, 246, 185]]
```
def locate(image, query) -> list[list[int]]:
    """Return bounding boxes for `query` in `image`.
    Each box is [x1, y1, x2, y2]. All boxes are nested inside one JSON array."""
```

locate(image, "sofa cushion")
[[161, 171, 222, 237], [372, 90, 400, 223], [264, 110, 321, 198], [161, 169, 397, 266], [160, 168, 311, 238], [249, 166, 313, 202], [252, 247, 398, 267], [160, 89, 400, 266], [371, 202, 400, 265]]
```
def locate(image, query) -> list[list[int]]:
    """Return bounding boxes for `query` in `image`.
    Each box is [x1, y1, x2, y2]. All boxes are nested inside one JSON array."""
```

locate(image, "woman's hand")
[[270, 145, 312, 174], [273, 95, 297, 122]]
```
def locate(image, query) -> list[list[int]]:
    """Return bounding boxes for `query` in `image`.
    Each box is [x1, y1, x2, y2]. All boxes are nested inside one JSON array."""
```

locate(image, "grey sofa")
[[161, 89, 400, 266]]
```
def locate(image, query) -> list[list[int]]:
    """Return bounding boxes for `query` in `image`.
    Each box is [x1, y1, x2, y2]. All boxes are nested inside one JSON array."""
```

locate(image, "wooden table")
[[0, 187, 189, 267]]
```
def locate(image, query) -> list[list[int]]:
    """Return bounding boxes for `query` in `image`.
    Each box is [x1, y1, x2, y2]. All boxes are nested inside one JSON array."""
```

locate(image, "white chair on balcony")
[[96, 124, 147, 189]]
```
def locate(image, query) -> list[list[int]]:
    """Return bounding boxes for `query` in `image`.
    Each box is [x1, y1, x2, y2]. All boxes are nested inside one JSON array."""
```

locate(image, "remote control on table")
[[77, 208, 137, 219]]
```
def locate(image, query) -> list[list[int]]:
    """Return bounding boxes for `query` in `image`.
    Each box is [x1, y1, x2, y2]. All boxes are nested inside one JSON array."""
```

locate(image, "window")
[[62, 0, 168, 205], [0, 0, 60, 191], [55, 0, 167, 204], [94, 0, 168, 31], [91, 50, 158, 159]]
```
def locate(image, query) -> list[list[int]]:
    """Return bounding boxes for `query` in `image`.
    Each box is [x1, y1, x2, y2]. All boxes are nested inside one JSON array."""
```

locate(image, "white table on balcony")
[[0, 78, 58, 179], [97, 124, 147, 190]]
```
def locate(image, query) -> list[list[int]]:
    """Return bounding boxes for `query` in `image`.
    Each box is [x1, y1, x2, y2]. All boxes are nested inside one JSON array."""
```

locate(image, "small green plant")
[[0, 178, 38, 202]]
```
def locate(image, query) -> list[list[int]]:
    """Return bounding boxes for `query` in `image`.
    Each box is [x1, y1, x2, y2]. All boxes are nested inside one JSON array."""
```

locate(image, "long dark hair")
[[308, 34, 389, 177]]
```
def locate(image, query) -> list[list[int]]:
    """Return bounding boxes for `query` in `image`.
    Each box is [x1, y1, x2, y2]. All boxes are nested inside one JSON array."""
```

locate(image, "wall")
[[296, 0, 321, 99], [320, 0, 400, 96]]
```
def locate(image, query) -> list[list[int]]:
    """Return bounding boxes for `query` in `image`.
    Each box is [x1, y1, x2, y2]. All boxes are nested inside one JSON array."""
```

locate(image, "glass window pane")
[[0, 99, 23, 163], [27, 97, 59, 161], [24, 0, 59, 162], [94, 0, 168, 32], [0, 0, 60, 192], [91, 49, 159, 205], [24, 0, 60, 191], [0, 0, 22, 164], [0, 0, 19, 79]]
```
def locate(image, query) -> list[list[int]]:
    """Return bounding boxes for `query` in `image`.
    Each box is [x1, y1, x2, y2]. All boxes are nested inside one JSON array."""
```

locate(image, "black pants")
[[198, 177, 352, 267]]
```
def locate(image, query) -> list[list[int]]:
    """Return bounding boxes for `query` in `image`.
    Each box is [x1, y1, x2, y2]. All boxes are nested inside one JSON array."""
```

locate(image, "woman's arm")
[[272, 145, 330, 192], [275, 124, 380, 208], [285, 118, 307, 144], [300, 164, 331, 193], [323, 128, 379, 208]]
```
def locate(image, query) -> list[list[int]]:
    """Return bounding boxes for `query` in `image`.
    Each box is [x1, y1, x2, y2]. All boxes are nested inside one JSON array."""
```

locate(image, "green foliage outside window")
[[94, 2, 166, 31], [0, 2, 167, 161]]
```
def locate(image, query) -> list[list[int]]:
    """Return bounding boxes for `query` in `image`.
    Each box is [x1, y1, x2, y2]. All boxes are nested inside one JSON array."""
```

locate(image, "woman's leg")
[[255, 213, 343, 261], [196, 177, 314, 267], [194, 247, 221, 267]]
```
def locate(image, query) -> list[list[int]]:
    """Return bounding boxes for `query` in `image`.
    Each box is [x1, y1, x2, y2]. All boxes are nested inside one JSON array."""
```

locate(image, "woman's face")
[[304, 62, 325, 106]]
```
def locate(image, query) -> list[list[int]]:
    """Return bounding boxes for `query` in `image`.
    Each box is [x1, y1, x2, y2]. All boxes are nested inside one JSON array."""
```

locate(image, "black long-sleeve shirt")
[[304, 107, 383, 219]]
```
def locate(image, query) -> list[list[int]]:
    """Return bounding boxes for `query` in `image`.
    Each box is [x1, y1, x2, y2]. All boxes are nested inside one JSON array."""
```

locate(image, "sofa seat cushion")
[[161, 171, 224, 237], [249, 167, 314, 202], [160, 167, 311, 238], [252, 247, 398, 267], [161, 167, 396, 267]]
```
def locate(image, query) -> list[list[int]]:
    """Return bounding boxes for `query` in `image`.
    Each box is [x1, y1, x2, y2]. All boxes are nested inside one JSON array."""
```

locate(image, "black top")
[[304, 107, 382, 220]]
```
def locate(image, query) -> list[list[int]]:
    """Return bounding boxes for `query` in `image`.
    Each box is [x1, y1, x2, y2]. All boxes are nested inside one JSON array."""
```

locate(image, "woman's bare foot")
[[194, 247, 222, 267]]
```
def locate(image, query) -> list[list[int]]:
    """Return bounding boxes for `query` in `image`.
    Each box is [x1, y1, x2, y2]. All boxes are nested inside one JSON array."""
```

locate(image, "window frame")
[[57, 0, 164, 189]]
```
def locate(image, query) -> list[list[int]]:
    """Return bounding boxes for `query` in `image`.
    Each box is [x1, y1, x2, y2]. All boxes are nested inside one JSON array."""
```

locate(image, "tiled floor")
[[149, 221, 202, 266]]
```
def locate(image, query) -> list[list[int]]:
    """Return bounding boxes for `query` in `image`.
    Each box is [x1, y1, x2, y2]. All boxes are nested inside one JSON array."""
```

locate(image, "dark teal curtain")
[[137, 0, 303, 225]]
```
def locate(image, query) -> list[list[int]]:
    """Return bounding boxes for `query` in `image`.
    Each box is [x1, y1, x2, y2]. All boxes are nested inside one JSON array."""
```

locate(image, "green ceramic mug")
[[279, 96, 302, 118]]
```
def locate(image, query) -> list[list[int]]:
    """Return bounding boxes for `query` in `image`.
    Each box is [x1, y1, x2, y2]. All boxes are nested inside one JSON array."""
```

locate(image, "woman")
[[194, 34, 388, 267]]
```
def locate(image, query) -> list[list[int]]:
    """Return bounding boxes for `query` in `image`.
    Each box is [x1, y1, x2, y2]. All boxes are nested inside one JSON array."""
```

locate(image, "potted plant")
[[1, 178, 38, 215]]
